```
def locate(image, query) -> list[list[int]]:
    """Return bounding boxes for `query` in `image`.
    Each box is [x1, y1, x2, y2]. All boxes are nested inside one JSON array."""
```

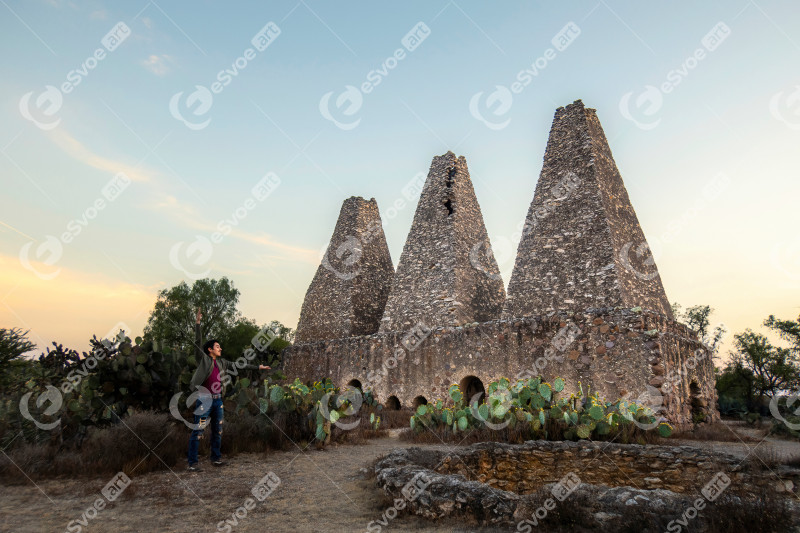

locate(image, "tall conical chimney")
[[380, 152, 506, 332], [503, 100, 673, 318], [295, 197, 394, 343]]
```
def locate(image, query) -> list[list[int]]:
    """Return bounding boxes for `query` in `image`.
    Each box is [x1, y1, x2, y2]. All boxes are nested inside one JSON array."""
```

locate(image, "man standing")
[[187, 308, 270, 472]]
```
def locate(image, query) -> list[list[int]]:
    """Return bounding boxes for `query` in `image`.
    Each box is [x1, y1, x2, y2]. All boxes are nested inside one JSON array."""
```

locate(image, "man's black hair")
[[203, 339, 221, 355]]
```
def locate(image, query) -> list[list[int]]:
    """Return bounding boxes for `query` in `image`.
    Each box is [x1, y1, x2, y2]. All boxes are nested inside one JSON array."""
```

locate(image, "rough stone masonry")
[[282, 100, 718, 429], [379, 152, 506, 332], [294, 197, 394, 343], [503, 100, 673, 319]]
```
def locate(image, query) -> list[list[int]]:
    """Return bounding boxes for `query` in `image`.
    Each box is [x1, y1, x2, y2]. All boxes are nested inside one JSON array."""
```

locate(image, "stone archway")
[[385, 396, 401, 410], [459, 375, 486, 405], [412, 396, 428, 408]]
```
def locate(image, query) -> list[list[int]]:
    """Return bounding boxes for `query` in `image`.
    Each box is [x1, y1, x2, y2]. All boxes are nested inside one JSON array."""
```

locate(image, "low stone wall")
[[373, 442, 800, 527], [434, 440, 798, 496], [282, 308, 718, 428]]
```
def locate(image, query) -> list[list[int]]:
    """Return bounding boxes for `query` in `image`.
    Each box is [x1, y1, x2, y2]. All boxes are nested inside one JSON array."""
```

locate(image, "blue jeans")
[[187, 397, 224, 465]]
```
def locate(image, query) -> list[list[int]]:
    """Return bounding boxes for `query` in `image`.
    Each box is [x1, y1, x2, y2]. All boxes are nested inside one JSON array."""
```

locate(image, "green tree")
[[143, 277, 241, 353], [717, 314, 800, 416], [0, 327, 35, 366], [715, 362, 755, 415], [729, 329, 799, 398], [671, 303, 726, 358], [143, 277, 293, 366], [219, 318, 292, 367], [0, 328, 36, 390], [218, 316, 260, 361], [764, 314, 800, 355]]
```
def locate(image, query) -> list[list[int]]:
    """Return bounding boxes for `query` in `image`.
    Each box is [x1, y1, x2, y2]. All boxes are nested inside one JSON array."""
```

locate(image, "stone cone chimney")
[[295, 197, 394, 343], [379, 152, 506, 332], [503, 100, 673, 319]]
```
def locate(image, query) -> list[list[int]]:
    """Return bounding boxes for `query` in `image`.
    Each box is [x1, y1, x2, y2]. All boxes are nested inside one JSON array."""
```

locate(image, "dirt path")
[[671, 421, 800, 463], [0, 432, 488, 533]]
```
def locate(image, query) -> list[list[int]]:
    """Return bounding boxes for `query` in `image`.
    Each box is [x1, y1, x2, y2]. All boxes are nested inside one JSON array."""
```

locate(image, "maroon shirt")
[[204, 359, 222, 395]]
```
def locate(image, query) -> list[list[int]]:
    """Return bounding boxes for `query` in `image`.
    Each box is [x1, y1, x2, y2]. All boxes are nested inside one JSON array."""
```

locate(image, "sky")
[[1, 1, 798, 363]]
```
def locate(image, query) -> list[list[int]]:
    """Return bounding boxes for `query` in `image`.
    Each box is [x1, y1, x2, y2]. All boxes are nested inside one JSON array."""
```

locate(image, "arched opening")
[[385, 396, 401, 410], [689, 381, 705, 423], [412, 396, 428, 408], [460, 375, 486, 405], [347, 379, 362, 391]]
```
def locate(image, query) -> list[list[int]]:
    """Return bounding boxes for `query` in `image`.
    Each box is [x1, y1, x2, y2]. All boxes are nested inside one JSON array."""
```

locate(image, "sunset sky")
[[2, 1, 798, 362]]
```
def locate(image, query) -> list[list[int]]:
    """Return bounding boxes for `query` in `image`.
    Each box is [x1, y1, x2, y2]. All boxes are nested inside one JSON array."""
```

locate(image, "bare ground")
[[0, 431, 490, 533], [2, 423, 798, 533], [672, 420, 800, 463]]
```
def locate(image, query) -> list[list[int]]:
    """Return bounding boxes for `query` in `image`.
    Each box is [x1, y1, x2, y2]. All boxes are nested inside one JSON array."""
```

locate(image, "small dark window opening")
[[443, 199, 453, 216]]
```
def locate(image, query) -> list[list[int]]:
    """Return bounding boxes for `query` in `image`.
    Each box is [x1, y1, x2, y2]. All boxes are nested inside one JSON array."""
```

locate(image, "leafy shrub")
[[769, 414, 800, 440], [717, 394, 748, 417]]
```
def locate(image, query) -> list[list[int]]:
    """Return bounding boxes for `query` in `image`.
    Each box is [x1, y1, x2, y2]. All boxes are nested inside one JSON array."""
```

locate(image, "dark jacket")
[[189, 323, 259, 393]]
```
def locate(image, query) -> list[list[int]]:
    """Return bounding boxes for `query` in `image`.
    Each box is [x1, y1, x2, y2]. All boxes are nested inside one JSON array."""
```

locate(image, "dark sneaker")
[[212, 460, 226, 467], [188, 464, 203, 472]]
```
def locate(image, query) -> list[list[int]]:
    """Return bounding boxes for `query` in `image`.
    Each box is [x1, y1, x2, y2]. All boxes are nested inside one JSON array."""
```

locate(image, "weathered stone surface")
[[286, 101, 717, 430], [379, 151, 506, 332], [294, 197, 394, 343], [373, 442, 800, 527], [283, 308, 718, 429], [503, 100, 673, 319]]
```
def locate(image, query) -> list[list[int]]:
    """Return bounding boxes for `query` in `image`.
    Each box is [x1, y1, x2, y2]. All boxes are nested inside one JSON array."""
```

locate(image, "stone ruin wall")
[[419, 441, 797, 498], [283, 100, 719, 430], [374, 442, 799, 526], [283, 308, 718, 429]]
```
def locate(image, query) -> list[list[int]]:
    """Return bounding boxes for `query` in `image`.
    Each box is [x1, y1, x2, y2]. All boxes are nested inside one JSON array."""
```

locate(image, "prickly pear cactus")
[[407, 376, 673, 442]]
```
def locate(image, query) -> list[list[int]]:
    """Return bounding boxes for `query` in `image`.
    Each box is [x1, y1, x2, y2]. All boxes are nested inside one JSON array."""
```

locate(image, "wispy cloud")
[[43, 129, 319, 266], [0, 220, 36, 240], [151, 194, 200, 220], [140, 54, 174, 76], [137, 195, 320, 265], [231, 230, 320, 264], [47, 128, 153, 183]]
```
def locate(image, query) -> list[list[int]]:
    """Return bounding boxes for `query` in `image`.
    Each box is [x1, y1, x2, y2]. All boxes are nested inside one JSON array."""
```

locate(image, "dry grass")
[[0, 412, 187, 482], [746, 445, 800, 470], [379, 407, 413, 429], [701, 493, 794, 532], [401, 423, 531, 445], [0, 407, 389, 483], [671, 422, 760, 443], [606, 494, 793, 533], [513, 488, 793, 533]]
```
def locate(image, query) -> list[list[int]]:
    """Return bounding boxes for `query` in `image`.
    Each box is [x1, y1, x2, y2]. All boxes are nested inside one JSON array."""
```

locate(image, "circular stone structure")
[[372, 441, 800, 528]]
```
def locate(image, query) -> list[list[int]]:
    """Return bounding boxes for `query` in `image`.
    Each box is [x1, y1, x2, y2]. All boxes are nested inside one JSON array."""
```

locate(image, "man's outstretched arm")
[[240, 363, 272, 370]]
